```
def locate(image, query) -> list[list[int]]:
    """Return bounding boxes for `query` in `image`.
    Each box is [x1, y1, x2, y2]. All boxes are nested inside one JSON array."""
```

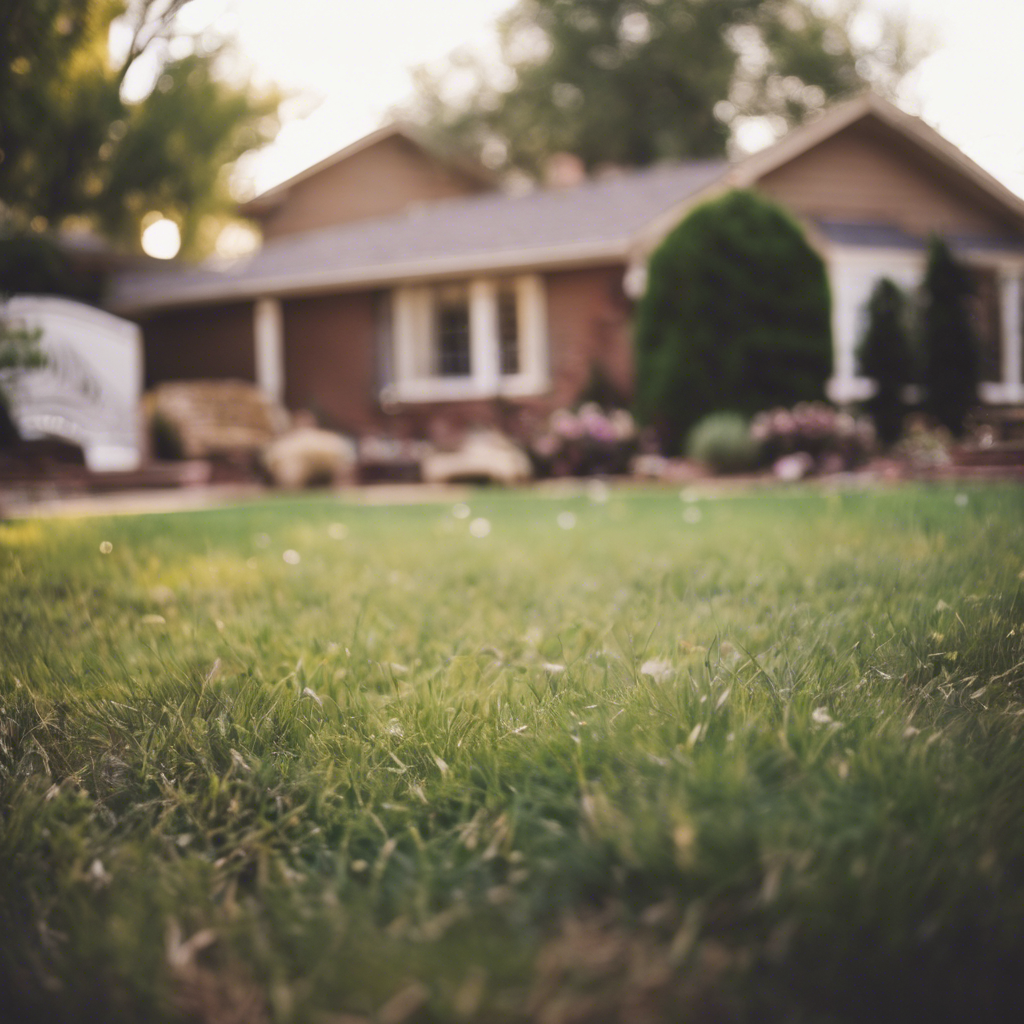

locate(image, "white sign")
[[1, 296, 143, 471]]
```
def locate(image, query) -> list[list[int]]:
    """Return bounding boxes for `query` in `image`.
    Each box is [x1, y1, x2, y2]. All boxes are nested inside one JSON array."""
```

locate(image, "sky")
[[138, 0, 1024, 256]]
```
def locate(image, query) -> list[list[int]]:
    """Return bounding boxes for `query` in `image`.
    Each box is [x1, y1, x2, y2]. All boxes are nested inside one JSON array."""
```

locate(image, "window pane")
[[969, 267, 1003, 383], [498, 283, 519, 376], [434, 284, 471, 377]]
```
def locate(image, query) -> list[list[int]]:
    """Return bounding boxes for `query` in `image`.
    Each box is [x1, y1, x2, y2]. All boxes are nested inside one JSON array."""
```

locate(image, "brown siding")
[[757, 120, 1009, 237], [281, 291, 380, 433], [258, 135, 487, 240], [142, 302, 254, 389]]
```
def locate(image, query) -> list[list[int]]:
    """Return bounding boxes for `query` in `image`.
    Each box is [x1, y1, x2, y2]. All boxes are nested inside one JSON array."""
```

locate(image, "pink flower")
[[550, 408, 583, 440]]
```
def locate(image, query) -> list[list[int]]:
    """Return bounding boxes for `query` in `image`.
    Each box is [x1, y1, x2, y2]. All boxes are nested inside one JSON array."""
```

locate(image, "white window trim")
[[387, 274, 549, 403]]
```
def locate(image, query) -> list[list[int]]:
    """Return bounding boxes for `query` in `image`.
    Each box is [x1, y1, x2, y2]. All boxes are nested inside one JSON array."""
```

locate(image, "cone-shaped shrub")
[[859, 278, 913, 445], [634, 189, 832, 452], [922, 237, 977, 437]]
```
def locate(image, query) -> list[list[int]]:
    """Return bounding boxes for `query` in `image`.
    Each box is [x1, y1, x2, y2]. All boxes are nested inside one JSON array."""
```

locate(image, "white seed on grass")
[[557, 511, 577, 530], [327, 522, 348, 539], [99, 541, 113, 554], [811, 707, 835, 725], [469, 517, 491, 538], [542, 662, 565, 674], [302, 687, 323, 707], [682, 506, 702, 524], [141, 614, 166, 625], [386, 718, 404, 739], [282, 549, 300, 565], [640, 659, 673, 682], [452, 502, 471, 519], [254, 533, 270, 548], [351, 859, 368, 873], [587, 480, 610, 504], [680, 488, 699, 503], [955, 493, 969, 507]]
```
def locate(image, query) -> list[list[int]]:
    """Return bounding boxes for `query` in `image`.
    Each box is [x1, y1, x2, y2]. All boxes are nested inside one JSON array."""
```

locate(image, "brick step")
[[952, 444, 1024, 467]]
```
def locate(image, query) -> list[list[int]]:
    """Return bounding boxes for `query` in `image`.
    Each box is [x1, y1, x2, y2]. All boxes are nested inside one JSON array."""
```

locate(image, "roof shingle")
[[108, 160, 728, 312]]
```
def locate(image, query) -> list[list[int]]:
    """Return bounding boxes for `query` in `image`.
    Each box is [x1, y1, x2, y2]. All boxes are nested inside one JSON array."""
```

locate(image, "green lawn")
[[2, 484, 1024, 1023]]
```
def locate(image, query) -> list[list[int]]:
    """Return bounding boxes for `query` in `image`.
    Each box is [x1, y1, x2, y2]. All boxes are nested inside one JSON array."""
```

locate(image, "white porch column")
[[254, 297, 284, 403], [470, 278, 500, 394], [826, 260, 861, 403], [517, 274, 549, 390], [999, 268, 1023, 403]]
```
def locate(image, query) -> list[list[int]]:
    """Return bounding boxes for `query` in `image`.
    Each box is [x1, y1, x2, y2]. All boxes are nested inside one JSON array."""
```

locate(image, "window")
[[388, 275, 548, 402], [968, 267, 1004, 384], [434, 284, 471, 377]]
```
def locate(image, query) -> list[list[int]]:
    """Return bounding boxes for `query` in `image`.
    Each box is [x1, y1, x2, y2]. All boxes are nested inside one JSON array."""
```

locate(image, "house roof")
[[815, 220, 1024, 253], [107, 92, 1024, 315], [733, 92, 1024, 222], [108, 160, 729, 313], [238, 122, 495, 217]]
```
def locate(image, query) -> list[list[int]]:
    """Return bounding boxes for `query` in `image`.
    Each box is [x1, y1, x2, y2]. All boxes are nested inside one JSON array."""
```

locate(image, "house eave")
[[106, 239, 632, 316]]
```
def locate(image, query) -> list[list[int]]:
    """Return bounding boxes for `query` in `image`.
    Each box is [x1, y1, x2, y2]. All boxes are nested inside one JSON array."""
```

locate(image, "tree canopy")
[[409, 0, 918, 177], [0, 1, 280, 257]]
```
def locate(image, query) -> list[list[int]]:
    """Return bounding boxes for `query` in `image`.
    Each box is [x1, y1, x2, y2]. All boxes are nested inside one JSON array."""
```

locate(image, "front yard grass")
[[2, 483, 1024, 1022]]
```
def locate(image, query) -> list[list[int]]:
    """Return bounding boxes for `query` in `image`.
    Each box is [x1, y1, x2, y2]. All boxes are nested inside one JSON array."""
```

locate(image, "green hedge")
[[634, 189, 832, 452]]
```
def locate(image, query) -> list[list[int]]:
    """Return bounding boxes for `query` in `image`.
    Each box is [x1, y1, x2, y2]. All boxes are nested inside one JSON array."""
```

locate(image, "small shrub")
[[0, 306, 46, 445], [528, 403, 638, 477], [635, 189, 832, 452], [922, 237, 978, 437], [858, 278, 914, 445], [149, 410, 185, 460], [751, 402, 874, 472], [686, 412, 758, 474], [892, 421, 952, 470]]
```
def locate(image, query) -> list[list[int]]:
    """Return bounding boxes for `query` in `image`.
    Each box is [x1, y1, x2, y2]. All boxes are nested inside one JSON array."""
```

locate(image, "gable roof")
[[736, 91, 1024, 220], [108, 93, 1024, 315], [636, 91, 1024, 250], [238, 122, 494, 217]]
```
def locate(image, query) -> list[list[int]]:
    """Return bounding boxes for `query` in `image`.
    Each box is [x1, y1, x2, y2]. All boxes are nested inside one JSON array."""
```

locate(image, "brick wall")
[[142, 301, 255, 389]]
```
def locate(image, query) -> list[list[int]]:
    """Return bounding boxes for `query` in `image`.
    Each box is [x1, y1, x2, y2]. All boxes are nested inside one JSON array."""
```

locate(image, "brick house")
[[106, 93, 1024, 438]]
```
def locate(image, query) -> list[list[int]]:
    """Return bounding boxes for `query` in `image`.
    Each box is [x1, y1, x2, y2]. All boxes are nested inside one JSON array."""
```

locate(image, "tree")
[[858, 278, 913, 445], [922, 237, 978, 437], [634, 189, 831, 452], [0, 307, 45, 445], [407, 0, 918, 176], [0, 1, 280, 257]]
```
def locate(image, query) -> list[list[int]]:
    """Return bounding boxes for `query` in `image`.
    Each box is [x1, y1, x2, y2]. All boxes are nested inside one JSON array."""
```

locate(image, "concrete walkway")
[[0, 482, 479, 520]]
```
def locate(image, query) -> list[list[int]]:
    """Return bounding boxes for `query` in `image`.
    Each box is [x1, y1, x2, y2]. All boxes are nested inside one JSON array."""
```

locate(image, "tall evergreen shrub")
[[634, 189, 832, 451], [922, 237, 977, 437], [859, 278, 913, 445]]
